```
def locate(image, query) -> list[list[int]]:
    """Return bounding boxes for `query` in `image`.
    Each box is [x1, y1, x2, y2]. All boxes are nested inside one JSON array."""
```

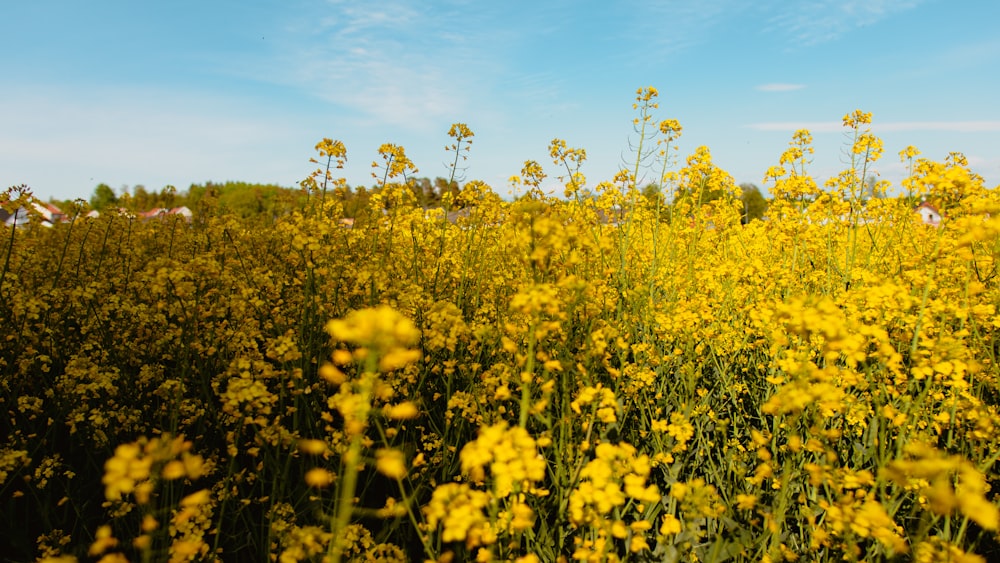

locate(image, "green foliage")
[[205, 181, 303, 219], [102, 181, 311, 221], [89, 183, 118, 212], [640, 182, 666, 208], [405, 177, 460, 208], [739, 183, 768, 223]]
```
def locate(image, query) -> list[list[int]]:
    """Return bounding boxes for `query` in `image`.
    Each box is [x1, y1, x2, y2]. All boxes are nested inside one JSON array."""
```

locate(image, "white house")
[[1, 207, 30, 227], [168, 206, 193, 220], [138, 206, 192, 221], [915, 201, 942, 227], [1, 201, 65, 227]]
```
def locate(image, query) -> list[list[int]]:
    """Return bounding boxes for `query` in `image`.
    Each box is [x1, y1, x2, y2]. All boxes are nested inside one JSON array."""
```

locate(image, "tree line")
[[79, 177, 462, 221], [69, 177, 771, 224]]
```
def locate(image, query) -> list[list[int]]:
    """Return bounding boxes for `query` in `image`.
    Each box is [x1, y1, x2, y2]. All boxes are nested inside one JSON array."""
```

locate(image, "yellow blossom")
[[305, 468, 335, 488], [375, 448, 408, 480]]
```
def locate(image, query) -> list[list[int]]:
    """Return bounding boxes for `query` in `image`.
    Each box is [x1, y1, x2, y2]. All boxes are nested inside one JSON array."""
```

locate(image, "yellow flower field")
[[3, 88, 1000, 562]]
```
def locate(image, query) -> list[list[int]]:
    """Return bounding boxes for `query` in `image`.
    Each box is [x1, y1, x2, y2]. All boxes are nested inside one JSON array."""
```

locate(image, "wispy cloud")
[[746, 121, 843, 132], [252, 1, 505, 133], [634, 1, 750, 55], [748, 120, 1000, 132], [755, 83, 805, 92], [765, 0, 926, 46]]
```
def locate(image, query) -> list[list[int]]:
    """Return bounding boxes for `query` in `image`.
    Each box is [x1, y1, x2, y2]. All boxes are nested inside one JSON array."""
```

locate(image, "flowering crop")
[[3, 89, 1000, 562]]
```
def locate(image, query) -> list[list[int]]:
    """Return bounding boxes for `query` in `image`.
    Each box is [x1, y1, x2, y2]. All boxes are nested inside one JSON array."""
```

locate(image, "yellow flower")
[[102, 442, 148, 501], [318, 363, 347, 385], [298, 439, 328, 456], [305, 468, 335, 488], [460, 423, 546, 497], [133, 534, 152, 551], [842, 109, 872, 128], [508, 500, 535, 531], [180, 488, 210, 507], [161, 460, 186, 480], [913, 537, 984, 563], [899, 145, 921, 161], [659, 514, 682, 535], [636, 86, 659, 102], [375, 448, 408, 480], [88, 525, 118, 556], [736, 494, 757, 511], [424, 483, 494, 546], [325, 306, 419, 351], [665, 412, 695, 452], [385, 401, 420, 420]]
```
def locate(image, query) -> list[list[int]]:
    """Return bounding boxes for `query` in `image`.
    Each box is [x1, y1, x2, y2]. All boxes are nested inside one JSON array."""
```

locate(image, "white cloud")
[[765, 0, 926, 45], [634, 1, 750, 54], [755, 83, 806, 92], [256, 1, 500, 134]]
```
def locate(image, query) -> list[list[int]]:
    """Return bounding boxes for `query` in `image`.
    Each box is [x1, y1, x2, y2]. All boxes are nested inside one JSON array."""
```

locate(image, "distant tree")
[[860, 175, 889, 202], [401, 176, 463, 208], [131, 185, 154, 210], [409, 177, 435, 207], [159, 185, 177, 209], [183, 181, 308, 221], [219, 186, 266, 218], [739, 183, 768, 223], [433, 177, 459, 204], [640, 183, 666, 208], [673, 180, 727, 207], [186, 183, 204, 204], [90, 183, 118, 211], [344, 186, 373, 220]]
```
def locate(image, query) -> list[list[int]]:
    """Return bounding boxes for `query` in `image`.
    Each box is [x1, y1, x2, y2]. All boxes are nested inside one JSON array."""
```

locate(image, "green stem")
[[329, 355, 377, 562], [520, 322, 537, 429]]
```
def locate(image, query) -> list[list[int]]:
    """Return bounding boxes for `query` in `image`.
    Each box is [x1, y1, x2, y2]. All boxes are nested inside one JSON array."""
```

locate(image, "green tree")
[[158, 185, 178, 209], [739, 183, 768, 223], [344, 186, 373, 221], [130, 185, 153, 210], [640, 182, 666, 208], [89, 183, 118, 212], [187, 181, 308, 221], [404, 177, 461, 208], [433, 176, 459, 204], [409, 177, 435, 207]]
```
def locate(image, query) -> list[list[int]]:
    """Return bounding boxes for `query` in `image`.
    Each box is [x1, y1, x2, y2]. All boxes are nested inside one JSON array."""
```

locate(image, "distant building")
[[915, 201, 942, 227], [1, 201, 65, 228], [33, 202, 66, 224], [138, 206, 193, 221], [168, 206, 193, 220], [139, 208, 168, 219], [0, 207, 30, 227]]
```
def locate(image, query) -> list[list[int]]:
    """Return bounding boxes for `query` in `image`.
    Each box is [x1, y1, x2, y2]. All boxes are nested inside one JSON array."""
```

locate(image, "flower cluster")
[[4, 94, 1000, 563]]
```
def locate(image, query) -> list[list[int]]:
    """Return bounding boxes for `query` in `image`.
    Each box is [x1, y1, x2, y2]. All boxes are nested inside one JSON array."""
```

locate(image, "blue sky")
[[3, 0, 999, 203]]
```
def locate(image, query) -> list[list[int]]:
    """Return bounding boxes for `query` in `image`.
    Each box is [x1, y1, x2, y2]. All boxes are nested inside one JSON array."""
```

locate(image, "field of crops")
[[3, 90, 1000, 562]]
